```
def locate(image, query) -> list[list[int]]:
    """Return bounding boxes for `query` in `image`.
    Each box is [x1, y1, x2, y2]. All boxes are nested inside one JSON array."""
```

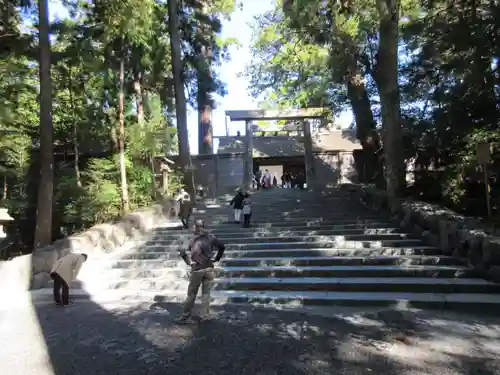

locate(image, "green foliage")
[[247, 0, 500, 217], [58, 158, 122, 231], [0, 0, 237, 251]]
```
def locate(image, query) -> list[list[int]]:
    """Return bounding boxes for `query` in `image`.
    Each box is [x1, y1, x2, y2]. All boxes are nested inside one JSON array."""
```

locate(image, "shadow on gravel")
[[29, 297, 500, 375]]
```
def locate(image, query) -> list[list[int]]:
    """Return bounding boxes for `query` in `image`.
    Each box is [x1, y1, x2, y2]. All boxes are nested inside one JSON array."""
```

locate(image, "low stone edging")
[[2, 199, 179, 292], [340, 184, 500, 283]]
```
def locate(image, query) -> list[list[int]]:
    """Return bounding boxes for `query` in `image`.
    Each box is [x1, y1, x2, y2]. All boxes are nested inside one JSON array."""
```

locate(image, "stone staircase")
[[77, 188, 500, 310]]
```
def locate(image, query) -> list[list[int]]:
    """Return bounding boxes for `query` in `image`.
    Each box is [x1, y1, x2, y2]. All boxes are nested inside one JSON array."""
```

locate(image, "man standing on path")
[[177, 219, 225, 323], [50, 253, 87, 306]]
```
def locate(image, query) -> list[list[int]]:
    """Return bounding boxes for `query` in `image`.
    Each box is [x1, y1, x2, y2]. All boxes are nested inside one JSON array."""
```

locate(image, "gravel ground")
[[2, 297, 500, 375]]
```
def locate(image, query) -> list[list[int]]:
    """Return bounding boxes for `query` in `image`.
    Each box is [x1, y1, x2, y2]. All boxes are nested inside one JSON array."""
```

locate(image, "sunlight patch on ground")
[[0, 295, 55, 375]]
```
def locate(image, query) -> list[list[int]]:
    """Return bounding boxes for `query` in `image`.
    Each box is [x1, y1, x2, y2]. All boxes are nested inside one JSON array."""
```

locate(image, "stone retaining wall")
[[341, 184, 500, 283], [1, 199, 178, 292]]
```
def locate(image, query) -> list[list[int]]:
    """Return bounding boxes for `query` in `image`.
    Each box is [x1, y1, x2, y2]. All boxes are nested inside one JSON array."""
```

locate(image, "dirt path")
[[2, 297, 500, 375]]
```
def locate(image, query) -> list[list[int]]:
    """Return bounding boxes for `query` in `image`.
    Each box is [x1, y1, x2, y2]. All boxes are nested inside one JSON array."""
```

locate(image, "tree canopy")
[[0, 0, 236, 255], [246, 0, 500, 216], [3, 0, 500, 255]]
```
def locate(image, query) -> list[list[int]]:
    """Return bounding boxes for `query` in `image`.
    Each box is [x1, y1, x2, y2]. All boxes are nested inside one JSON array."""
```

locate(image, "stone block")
[[425, 213, 439, 232], [412, 225, 424, 237], [482, 237, 500, 266], [342, 183, 500, 283], [421, 230, 431, 245], [487, 266, 500, 283], [110, 222, 131, 247], [50, 236, 93, 258], [400, 210, 412, 230], [0, 254, 33, 292], [422, 230, 439, 247], [32, 272, 51, 289], [27, 199, 179, 290], [87, 223, 115, 246], [413, 210, 427, 230], [32, 248, 58, 274], [438, 219, 450, 253], [461, 230, 486, 258], [123, 211, 155, 233], [447, 221, 460, 251], [467, 244, 483, 269]]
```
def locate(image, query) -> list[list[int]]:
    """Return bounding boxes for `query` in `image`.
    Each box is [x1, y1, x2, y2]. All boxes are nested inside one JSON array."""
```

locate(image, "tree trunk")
[[302, 120, 316, 189], [198, 100, 213, 154], [168, 0, 195, 199], [68, 67, 82, 187], [196, 3, 213, 155], [143, 91, 152, 120], [375, 0, 405, 200], [150, 156, 156, 199], [346, 70, 383, 187], [34, 0, 54, 249], [2, 176, 7, 200], [103, 68, 118, 151], [118, 56, 130, 213], [133, 71, 144, 125], [161, 77, 175, 115]]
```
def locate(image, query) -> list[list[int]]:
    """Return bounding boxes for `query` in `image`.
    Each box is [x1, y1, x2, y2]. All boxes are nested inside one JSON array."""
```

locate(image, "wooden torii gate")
[[225, 108, 327, 190]]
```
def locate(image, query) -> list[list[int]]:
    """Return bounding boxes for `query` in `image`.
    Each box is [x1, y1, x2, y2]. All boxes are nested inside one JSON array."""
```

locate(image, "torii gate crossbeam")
[[225, 108, 328, 190]]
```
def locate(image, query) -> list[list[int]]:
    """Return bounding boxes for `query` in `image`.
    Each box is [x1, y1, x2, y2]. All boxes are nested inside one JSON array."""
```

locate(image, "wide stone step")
[[192, 218, 391, 226], [213, 277, 500, 294], [60, 289, 500, 311], [155, 219, 394, 234], [114, 247, 441, 265], [220, 265, 472, 278], [153, 222, 396, 234], [147, 233, 415, 245], [95, 276, 498, 295], [69, 187, 500, 313], [142, 239, 423, 251], [192, 212, 384, 220], [206, 290, 500, 310], [148, 227, 404, 240], [195, 202, 366, 209], [222, 255, 463, 267], [102, 278, 188, 292], [107, 264, 471, 280], [215, 195, 353, 202]]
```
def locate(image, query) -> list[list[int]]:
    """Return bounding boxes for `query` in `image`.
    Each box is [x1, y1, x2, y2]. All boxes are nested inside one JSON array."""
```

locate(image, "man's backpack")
[[190, 233, 213, 265]]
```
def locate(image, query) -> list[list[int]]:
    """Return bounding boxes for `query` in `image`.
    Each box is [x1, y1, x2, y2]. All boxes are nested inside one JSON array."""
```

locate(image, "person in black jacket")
[[177, 219, 225, 323], [229, 189, 245, 224]]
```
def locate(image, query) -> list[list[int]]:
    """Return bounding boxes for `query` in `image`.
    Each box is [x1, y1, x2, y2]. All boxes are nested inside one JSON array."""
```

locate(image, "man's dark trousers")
[[50, 272, 69, 305]]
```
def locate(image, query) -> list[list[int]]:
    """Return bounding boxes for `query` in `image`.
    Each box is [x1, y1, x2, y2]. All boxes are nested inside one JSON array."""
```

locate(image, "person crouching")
[[50, 253, 88, 306]]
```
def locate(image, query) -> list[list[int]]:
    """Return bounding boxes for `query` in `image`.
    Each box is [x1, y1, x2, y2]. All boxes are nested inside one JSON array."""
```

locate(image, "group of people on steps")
[[229, 189, 253, 228], [254, 169, 306, 190]]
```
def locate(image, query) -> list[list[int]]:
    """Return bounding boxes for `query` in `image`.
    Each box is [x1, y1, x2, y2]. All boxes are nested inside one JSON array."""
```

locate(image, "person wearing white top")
[[261, 169, 272, 189], [176, 187, 192, 229], [50, 253, 88, 306]]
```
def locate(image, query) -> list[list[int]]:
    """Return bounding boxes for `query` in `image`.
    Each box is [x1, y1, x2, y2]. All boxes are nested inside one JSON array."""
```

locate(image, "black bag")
[[190, 234, 213, 265]]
